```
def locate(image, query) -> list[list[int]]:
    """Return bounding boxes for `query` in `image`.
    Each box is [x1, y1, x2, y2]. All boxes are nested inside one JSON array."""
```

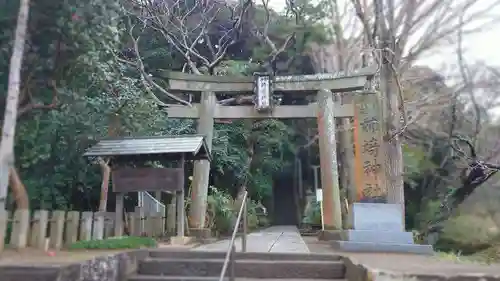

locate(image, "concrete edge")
[[342, 256, 500, 281], [0, 249, 150, 281]]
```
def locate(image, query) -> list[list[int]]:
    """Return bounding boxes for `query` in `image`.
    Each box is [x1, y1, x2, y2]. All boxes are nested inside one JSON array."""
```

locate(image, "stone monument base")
[[331, 240, 433, 254], [324, 203, 434, 255], [189, 228, 212, 239], [321, 229, 433, 255], [319, 229, 413, 244], [170, 236, 196, 246]]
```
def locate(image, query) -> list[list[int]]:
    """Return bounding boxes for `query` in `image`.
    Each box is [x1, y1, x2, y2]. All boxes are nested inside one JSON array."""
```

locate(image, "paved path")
[[303, 236, 500, 275], [193, 225, 310, 253]]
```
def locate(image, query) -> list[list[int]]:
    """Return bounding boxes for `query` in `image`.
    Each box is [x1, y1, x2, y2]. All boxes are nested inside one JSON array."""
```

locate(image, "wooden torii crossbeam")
[[167, 103, 353, 119], [158, 65, 386, 233], [162, 66, 377, 119]]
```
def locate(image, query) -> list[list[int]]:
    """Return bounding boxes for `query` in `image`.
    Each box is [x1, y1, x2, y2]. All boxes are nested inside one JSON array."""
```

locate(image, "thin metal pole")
[[218, 191, 247, 281], [242, 198, 248, 252], [229, 244, 236, 281]]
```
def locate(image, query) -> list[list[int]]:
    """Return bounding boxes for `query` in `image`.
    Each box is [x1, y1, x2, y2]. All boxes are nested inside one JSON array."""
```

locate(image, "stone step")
[[129, 276, 347, 281], [148, 250, 341, 261], [138, 258, 345, 279]]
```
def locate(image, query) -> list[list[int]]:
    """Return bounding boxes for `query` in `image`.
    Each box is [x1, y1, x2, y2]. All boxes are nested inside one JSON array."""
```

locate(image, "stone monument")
[[331, 202, 433, 254], [328, 94, 433, 254]]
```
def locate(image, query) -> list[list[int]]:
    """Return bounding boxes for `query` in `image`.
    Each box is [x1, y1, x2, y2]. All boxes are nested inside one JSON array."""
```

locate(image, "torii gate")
[[160, 66, 387, 233]]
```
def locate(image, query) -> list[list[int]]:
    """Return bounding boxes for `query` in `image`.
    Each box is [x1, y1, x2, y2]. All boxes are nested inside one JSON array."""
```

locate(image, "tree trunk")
[[94, 157, 110, 240], [9, 167, 29, 209], [94, 113, 120, 239], [0, 0, 31, 211], [375, 0, 405, 225], [98, 112, 121, 212], [98, 158, 111, 212]]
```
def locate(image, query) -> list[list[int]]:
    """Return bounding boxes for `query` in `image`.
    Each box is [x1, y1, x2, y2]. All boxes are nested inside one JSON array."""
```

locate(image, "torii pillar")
[[317, 89, 342, 230], [189, 91, 216, 237]]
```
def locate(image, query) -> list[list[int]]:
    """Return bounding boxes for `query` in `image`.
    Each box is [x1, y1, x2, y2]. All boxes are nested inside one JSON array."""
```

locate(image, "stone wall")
[[0, 249, 149, 281]]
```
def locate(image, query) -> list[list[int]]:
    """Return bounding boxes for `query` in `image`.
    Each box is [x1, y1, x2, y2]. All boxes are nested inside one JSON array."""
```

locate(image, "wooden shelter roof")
[[83, 135, 211, 162]]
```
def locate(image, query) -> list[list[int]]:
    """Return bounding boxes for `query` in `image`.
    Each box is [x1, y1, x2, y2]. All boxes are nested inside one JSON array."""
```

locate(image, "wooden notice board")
[[112, 167, 183, 193]]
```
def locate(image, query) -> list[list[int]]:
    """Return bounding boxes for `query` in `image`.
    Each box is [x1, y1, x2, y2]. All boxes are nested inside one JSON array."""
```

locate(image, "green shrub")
[[303, 200, 321, 225], [185, 184, 270, 235], [207, 187, 235, 234], [205, 187, 270, 235], [257, 215, 270, 227], [436, 215, 498, 254], [68, 236, 157, 250]]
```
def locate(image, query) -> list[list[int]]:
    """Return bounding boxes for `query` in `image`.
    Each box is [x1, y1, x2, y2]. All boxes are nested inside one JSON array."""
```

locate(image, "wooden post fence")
[[0, 209, 174, 251]]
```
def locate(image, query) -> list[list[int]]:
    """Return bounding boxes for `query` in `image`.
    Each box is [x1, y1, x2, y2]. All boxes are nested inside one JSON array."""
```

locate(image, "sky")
[[267, 0, 500, 71]]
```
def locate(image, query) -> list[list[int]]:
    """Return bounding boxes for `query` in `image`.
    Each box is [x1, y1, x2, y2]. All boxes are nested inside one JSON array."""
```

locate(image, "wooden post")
[[127, 212, 136, 236], [145, 214, 154, 237], [32, 210, 49, 247], [177, 156, 186, 237], [167, 198, 176, 234], [151, 211, 161, 236], [93, 212, 104, 240], [189, 91, 216, 229], [50, 210, 65, 250], [176, 192, 185, 237], [134, 206, 143, 236], [316, 89, 342, 230], [79, 211, 93, 241], [30, 210, 40, 247], [298, 159, 303, 199], [294, 158, 303, 225], [115, 192, 124, 236], [0, 210, 8, 251], [11, 209, 29, 249], [65, 211, 80, 247], [155, 191, 165, 234], [104, 212, 114, 238]]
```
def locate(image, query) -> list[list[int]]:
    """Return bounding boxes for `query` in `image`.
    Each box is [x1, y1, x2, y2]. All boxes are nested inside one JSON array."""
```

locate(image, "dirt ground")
[[0, 243, 195, 266], [0, 248, 127, 265], [303, 236, 500, 276]]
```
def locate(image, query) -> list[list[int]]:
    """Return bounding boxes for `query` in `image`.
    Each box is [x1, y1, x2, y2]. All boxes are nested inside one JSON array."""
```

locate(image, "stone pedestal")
[[326, 203, 433, 255], [189, 228, 212, 239], [170, 236, 195, 246]]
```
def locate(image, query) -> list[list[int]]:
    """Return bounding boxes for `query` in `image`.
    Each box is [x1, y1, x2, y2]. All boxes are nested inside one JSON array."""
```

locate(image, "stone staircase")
[[128, 250, 346, 281]]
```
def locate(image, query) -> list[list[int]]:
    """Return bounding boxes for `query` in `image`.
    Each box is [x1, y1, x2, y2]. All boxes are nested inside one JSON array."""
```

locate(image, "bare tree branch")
[[129, 0, 251, 74], [251, 0, 299, 72]]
